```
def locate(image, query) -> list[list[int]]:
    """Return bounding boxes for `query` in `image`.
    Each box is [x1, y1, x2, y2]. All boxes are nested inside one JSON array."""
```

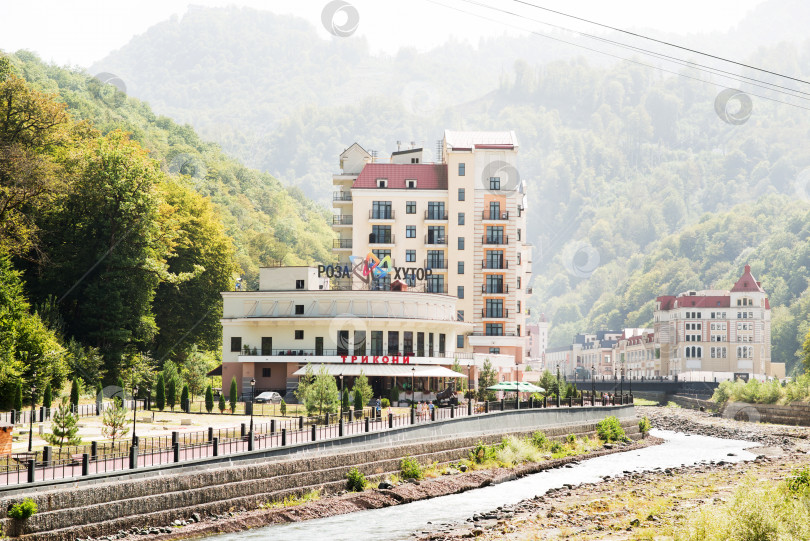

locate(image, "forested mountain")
[[0, 52, 332, 405], [87, 4, 810, 373]]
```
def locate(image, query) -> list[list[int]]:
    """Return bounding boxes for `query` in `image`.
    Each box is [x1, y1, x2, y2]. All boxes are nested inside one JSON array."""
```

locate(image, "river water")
[[206, 429, 760, 541]]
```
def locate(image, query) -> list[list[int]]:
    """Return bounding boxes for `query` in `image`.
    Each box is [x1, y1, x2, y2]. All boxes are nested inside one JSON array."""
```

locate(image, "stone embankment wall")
[[0, 410, 639, 541], [721, 401, 810, 426], [632, 392, 716, 411]]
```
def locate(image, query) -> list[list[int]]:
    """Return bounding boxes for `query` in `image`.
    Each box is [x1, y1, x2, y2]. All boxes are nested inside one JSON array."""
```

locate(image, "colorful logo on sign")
[[348, 252, 392, 282]]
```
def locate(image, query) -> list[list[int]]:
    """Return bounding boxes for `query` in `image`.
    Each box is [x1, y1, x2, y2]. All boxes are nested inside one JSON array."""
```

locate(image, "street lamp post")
[[28, 372, 36, 452], [590, 365, 595, 404], [467, 362, 472, 400], [411, 366, 416, 408], [339, 374, 344, 418], [249, 378, 256, 436], [620, 367, 624, 398], [131, 384, 138, 446]]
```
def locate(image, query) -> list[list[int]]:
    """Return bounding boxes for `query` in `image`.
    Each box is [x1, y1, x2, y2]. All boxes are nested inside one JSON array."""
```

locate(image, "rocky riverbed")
[[76, 437, 659, 541], [414, 406, 810, 541]]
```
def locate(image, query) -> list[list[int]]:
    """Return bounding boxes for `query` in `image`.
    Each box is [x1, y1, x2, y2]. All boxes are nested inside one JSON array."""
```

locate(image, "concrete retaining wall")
[[721, 401, 810, 426], [0, 407, 637, 540]]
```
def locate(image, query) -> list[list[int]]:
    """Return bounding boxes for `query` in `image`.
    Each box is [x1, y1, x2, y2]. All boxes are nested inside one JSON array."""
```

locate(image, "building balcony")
[[468, 334, 525, 347], [482, 259, 509, 270], [425, 210, 448, 221], [425, 283, 449, 294], [483, 235, 509, 245], [369, 210, 395, 221], [482, 309, 509, 319], [425, 235, 447, 246], [333, 192, 352, 204], [369, 233, 395, 246], [332, 215, 353, 226], [425, 259, 448, 270], [482, 284, 510, 294], [333, 239, 352, 250], [482, 210, 509, 221]]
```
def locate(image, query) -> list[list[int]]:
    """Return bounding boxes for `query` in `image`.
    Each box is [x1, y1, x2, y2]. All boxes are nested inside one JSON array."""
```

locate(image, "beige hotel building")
[[332, 130, 532, 366]]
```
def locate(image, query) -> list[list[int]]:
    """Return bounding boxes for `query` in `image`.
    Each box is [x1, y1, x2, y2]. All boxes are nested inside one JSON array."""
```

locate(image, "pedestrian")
[[375, 397, 382, 418], [428, 401, 434, 415]]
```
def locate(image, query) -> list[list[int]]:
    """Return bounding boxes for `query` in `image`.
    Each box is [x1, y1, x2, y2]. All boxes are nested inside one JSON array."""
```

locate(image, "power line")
[[510, 0, 810, 88], [426, 0, 810, 112], [458, 0, 810, 102]]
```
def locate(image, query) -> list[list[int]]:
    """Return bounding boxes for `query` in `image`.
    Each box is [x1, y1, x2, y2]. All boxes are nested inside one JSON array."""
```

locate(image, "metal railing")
[[425, 210, 448, 220], [425, 259, 448, 270], [332, 215, 353, 225], [482, 259, 508, 269], [369, 210, 395, 220], [369, 233, 395, 244], [0, 394, 634, 487], [482, 284, 509, 294], [425, 235, 447, 245], [482, 309, 509, 318], [333, 239, 352, 249], [483, 235, 509, 245], [333, 192, 352, 202], [483, 210, 509, 220]]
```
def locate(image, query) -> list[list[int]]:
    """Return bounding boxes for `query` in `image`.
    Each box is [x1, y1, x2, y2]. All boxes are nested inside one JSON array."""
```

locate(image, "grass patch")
[[633, 398, 659, 406], [259, 489, 320, 509], [677, 476, 810, 540]]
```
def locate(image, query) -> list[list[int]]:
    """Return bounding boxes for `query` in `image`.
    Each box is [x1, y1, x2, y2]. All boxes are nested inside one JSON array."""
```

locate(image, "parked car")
[[254, 391, 282, 404]]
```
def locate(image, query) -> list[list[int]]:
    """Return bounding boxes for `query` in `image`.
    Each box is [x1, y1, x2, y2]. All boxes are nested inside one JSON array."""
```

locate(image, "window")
[[439, 334, 446, 355], [486, 274, 504, 293], [457, 310, 464, 322], [485, 298, 503, 318], [406, 250, 416, 262], [458, 188, 465, 201], [406, 201, 416, 214], [406, 179, 417, 189], [489, 177, 500, 190], [426, 274, 445, 293], [457, 286, 464, 299], [517, 276, 521, 289], [458, 237, 465, 250], [426, 250, 444, 268], [294, 330, 304, 340], [388, 331, 399, 355], [417, 332, 425, 356], [427, 226, 445, 244], [429, 333, 434, 356], [371, 225, 392, 243], [486, 250, 504, 269], [376, 178, 388, 188], [458, 212, 465, 225], [489, 347, 500, 354], [458, 163, 465, 176], [458, 261, 465, 274], [371, 331, 383, 355], [262, 368, 271, 378], [517, 228, 521, 241], [406, 225, 416, 238], [486, 323, 503, 336], [371, 201, 392, 219], [295, 279, 304, 290], [403, 331, 414, 355], [489, 201, 500, 220], [486, 226, 504, 244], [230, 337, 242, 352], [427, 202, 445, 220], [457, 335, 464, 348], [517, 253, 521, 265], [295, 304, 304, 315]]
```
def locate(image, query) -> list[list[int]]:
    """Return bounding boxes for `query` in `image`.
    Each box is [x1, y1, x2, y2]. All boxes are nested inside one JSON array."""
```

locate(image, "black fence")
[[0, 395, 633, 487]]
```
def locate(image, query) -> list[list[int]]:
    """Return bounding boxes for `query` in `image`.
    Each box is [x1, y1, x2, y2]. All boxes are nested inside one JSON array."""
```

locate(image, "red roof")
[[353, 164, 447, 190], [731, 265, 765, 293], [657, 296, 676, 310], [657, 295, 730, 309]]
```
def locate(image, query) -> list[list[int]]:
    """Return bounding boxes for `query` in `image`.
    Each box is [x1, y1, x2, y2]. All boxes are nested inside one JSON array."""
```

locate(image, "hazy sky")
[[0, 0, 765, 68]]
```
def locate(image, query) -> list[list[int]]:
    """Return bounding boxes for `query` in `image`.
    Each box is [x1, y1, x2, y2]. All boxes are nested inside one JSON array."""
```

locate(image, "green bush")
[[639, 416, 652, 435], [346, 467, 366, 492], [400, 456, 423, 480], [530, 431, 549, 449], [566, 433, 577, 444], [787, 467, 810, 494], [389, 386, 400, 404], [381, 398, 390, 408], [549, 441, 564, 454], [280, 399, 286, 416], [8, 498, 37, 520], [596, 416, 627, 443], [496, 435, 541, 464]]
